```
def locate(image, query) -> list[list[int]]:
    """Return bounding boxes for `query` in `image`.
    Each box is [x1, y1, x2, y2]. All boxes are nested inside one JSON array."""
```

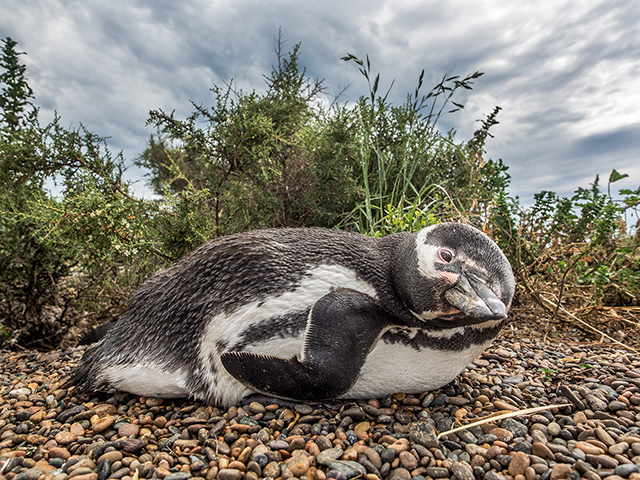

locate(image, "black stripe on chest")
[[382, 323, 504, 352]]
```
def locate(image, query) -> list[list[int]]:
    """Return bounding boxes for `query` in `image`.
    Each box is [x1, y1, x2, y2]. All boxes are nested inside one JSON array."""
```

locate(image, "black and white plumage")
[[69, 224, 515, 407]]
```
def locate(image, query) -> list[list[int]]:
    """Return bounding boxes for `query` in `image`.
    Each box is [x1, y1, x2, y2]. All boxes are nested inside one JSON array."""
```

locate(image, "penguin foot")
[[238, 393, 347, 411]]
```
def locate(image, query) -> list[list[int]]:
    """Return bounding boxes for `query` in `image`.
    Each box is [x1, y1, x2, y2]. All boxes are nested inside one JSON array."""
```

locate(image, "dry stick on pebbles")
[[1, 339, 640, 480]]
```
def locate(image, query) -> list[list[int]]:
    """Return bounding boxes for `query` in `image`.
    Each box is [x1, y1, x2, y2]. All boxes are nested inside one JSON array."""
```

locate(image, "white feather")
[[346, 337, 493, 398], [415, 226, 439, 278], [101, 364, 189, 398]]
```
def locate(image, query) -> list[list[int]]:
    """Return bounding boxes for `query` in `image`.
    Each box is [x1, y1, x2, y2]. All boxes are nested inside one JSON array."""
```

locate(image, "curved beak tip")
[[444, 271, 508, 321]]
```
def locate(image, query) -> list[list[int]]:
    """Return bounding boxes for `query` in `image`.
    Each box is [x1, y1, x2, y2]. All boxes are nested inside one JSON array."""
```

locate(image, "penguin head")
[[395, 223, 515, 328]]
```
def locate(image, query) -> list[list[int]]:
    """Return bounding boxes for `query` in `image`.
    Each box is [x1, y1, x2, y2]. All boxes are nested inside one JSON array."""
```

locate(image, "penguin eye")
[[437, 248, 454, 263]]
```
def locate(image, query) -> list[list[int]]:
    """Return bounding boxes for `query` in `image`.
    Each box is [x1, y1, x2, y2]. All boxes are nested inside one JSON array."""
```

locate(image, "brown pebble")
[[98, 451, 123, 464], [71, 474, 98, 480], [524, 466, 536, 480], [491, 428, 514, 443], [364, 447, 382, 470], [586, 454, 619, 469], [285, 454, 309, 476], [388, 438, 411, 454], [145, 397, 164, 407], [530, 442, 555, 460], [509, 451, 530, 476], [609, 442, 629, 455], [155, 467, 172, 478], [583, 471, 601, 480], [575, 441, 605, 455], [237, 446, 252, 464], [154, 416, 167, 428], [26, 434, 47, 445], [573, 411, 588, 423], [227, 460, 246, 471], [263, 462, 281, 478], [389, 467, 412, 480], [354, 421, 371, 439], [451, 461, 474, 480], [118, 423, 140, 437], [596, 426, 616, 447], [586, 438, 608, 451], [399, 451, 418, 471], [486, 445, 504, 459], [494, 400, 519, 411], [67, 459, 96, 474], [90, 414, 115, 433], [93, 404, 117, 416], [47, 447, 71, 460], [342, 447, 358, 461], [54, 431, 77, 445], [30, 411, 46, 423], [69, 422, 85, 436], [289, 435, 306, 451], [550, 464, 573, 480]]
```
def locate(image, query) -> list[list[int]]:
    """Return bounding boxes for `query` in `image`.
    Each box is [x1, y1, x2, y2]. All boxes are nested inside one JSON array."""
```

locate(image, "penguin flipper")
[[221, 287, 393, 402]]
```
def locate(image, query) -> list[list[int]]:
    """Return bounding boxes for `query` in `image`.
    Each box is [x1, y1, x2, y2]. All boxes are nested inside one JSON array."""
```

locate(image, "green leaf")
[[609, 169, 629, 184]]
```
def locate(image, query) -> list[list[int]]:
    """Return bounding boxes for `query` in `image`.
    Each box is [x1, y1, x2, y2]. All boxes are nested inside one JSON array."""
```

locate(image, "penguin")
[[69, 223, 515, 407]]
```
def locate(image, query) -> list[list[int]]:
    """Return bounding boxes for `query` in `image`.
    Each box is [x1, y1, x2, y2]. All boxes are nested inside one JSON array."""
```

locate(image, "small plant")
[[539, 367, 557, 381]]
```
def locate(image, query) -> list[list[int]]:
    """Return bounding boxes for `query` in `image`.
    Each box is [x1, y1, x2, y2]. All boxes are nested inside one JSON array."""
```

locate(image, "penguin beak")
[[444, 269, 507, 321]]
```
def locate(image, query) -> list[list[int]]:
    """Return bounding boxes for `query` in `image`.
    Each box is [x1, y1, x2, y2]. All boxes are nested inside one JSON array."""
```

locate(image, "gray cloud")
[[1, 0, 638, 207]]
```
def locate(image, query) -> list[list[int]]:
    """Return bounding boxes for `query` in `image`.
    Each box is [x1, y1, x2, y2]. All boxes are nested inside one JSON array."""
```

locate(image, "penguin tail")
[[63, 343, 107, 393]]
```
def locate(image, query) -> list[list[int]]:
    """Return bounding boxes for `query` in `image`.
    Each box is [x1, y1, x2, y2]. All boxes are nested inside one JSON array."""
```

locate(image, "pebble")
[[117, 423, 139, 437], [1, 338, 640, 480], [427, 466, 452, 478], [509, 451, 531, 476], [317, 447, 344, 465], [285, 454, 310, 476], [615, 464, 640, 477], [575, 441, 605, 455], [531, 442, 555, 460], [324, 459, 367, 478], [90, 414, 114, 433], [409, 421, 439, 448], [388, 468, 411, 480], [452, 461, 475, 480], [550, 464, 574, 480], [217, 469, 242, 480]]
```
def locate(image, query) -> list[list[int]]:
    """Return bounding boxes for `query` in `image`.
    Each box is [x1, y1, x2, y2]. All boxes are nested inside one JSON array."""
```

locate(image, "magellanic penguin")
[[69, 224, 515, 407]]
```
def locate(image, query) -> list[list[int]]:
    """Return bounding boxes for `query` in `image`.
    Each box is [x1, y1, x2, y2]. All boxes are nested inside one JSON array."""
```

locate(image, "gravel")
[[2, 337, 640, 480]]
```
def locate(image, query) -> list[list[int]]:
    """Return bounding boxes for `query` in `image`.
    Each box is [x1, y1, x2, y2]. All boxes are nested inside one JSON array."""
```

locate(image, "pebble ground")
[[2, 337, 640, 480]]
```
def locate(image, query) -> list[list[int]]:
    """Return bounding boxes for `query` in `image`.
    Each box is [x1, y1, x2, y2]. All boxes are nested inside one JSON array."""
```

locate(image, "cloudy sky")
[[2, 0, 639, 207]]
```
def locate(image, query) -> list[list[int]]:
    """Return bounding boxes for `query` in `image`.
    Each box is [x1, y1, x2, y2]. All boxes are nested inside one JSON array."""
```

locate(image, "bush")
[[493, 170, 640, 312], [1, 34, 637, 350]]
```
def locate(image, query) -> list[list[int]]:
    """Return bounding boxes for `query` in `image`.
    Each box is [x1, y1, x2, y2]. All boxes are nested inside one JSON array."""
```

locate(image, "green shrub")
[[1, 34, 637, 349]]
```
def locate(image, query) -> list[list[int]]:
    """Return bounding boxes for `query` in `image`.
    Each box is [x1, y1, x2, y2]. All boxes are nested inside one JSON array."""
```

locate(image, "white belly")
[[345, 338, 492, 398]]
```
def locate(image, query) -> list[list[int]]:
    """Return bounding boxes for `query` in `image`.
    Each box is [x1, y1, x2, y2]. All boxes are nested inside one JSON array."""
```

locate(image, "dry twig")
[[437, 403, 570, 439], [541, 296, 640, 354]]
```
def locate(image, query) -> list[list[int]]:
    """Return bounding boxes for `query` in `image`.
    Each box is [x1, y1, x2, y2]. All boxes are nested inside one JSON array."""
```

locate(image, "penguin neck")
[[380, 233, 427, 328]]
